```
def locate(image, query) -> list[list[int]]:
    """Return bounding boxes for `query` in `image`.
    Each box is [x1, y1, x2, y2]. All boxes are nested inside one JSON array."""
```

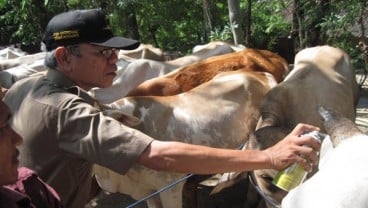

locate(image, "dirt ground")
[[355, 84, 368, 132], [86, 74, 368, 208]]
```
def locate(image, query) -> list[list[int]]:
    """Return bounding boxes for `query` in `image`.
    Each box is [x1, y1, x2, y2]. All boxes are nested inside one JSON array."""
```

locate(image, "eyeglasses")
[[66, 44, 119, 59], [98, 48, 119, 59]]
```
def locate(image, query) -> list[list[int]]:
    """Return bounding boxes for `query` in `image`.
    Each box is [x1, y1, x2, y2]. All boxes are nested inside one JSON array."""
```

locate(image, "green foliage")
[[0, 0, 6, 8], [0, 0, 367, 69], [333, 33, 365, 71], [209, 24, 233, 42], [0, 0, 66, 47], [107, 0, 210, 52], [311, 0, 365, 70], [249, 1, 290, 49], [1, 0, 41, 45]]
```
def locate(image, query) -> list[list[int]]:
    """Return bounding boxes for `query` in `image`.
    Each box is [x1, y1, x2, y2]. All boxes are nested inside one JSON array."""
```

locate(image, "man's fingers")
[[296, 144, 320, 168], [294, 155, 313, 172], [299, 134, 322, 152], [291, 123, 320, 136]]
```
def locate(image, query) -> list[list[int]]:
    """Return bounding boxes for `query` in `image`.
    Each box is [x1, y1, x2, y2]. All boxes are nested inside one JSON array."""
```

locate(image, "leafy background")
[[1, 0, 367, 70]]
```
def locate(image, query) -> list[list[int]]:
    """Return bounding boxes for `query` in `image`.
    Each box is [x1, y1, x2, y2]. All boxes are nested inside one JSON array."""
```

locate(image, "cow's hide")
[[127, 48, 289, 97], [212, 45, 360, 208], [90, 41, 239, 104], [0, 47, 27, 61], [90, 59, 177, 103], [94, 70, 278, 208], [250, 45, 360, 207], [0, 52, 46, 88], [119, 43, 165, 61], [192, 41, 245, 53], [0, 51, 45, 70]]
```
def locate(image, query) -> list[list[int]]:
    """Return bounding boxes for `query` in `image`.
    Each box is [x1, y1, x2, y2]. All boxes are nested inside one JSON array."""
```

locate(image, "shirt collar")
[[45, 69, 100, 106], [46, 68, 76, 89]]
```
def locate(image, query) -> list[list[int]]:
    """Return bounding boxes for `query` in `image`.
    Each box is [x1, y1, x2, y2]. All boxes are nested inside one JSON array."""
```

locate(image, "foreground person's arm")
[[137, 123, 321, 174]]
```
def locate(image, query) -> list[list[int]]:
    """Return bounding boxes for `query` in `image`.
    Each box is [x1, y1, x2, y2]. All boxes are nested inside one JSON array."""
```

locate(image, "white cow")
[[119, 43, 165, 61], [282, 106, 368, 208], [90, 59, 176, 103], [0, 52, 46, 88], [94, 70, 278, 208], [0, 50, 45, 70], [211, 45, 360, 208], [0, 46, 27, 60], [248, 45, 360, 207], [192, 41, 246, 53], [167, 41, 242, 67], [0, 42, 238, 103]]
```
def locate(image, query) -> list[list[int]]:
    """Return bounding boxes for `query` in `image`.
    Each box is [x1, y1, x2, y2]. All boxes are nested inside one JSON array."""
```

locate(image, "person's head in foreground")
[[0, 99, 22, 186]]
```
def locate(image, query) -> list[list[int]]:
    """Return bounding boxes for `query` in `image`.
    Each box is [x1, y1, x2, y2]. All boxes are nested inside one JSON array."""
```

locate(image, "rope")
[[248, 173, 282, 208], [126, 143, 246, 207], [126, 173, 194, 208]]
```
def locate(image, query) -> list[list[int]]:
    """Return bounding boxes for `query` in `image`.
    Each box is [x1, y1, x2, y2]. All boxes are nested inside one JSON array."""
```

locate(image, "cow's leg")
[[159, 183, 185, 208], [146, 196, 163, 208]]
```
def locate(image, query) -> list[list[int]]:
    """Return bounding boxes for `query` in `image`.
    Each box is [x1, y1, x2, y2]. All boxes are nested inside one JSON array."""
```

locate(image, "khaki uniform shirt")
[[3, 69, 154, 208]]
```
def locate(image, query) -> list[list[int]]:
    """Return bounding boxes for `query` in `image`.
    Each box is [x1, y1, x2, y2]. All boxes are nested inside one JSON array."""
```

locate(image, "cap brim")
[[90, 37, 140, 50]]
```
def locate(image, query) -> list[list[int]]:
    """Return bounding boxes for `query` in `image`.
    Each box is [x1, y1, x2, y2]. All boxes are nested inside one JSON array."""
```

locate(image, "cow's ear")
[[247, 132, 262, 150], [255, 112, 281, 130], [253, 126, 291, 149]]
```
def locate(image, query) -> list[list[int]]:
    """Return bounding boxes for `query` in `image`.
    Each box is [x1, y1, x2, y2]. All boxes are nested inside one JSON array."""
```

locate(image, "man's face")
[[0, 100, 22, 185], [63, 43, 119, 91]]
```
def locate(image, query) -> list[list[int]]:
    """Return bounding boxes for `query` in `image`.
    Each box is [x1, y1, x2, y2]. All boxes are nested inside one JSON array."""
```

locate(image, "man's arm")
[[137, 123, 321, 174]]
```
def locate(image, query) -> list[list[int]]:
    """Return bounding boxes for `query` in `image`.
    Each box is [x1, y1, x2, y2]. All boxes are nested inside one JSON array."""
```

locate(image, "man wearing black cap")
[[3, 9, 321, 208]]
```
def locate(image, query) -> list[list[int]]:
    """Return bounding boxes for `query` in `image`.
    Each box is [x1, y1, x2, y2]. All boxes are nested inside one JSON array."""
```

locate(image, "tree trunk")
[[228, 0, 244, 45], [291, 0, 303, 51], [245, 0, 251, 47], [307, 1, 330, 46], [358, 1, 367, 39], [203, 0, 213, 42], [124, 6, 140, 41]]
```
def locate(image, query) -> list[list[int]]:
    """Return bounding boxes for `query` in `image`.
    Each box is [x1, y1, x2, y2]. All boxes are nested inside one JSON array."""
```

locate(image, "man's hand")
[[263, 123, 322, 171]]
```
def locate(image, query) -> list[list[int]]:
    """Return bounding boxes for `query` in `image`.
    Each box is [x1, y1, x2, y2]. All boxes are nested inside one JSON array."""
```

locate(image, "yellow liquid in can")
[[272, 163, 307, 191], [273, 131, 326, 191]]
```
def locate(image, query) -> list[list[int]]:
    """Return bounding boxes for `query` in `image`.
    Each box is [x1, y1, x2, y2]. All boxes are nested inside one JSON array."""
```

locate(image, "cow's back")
[[114, 70, 277, 146], [127, 48, 289, 97], [258, 45, 359, 131], [242, 45, 360, 207], [96, 70, 277, 208]]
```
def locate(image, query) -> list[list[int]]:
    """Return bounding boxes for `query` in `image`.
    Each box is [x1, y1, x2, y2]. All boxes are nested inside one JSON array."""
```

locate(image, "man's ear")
[[54, 47, 72, 72]]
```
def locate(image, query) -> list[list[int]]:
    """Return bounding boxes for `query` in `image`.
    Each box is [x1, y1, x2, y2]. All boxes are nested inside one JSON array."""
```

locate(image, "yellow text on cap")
[[53, 30, 79, 40]]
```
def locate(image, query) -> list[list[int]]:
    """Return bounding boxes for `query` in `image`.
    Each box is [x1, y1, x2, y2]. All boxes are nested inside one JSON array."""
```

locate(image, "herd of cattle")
[[0, 41, 366, 208]]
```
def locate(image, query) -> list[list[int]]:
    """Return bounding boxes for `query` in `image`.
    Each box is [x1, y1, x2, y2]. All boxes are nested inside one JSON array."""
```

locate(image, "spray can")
[[272, 131, 326, 191]]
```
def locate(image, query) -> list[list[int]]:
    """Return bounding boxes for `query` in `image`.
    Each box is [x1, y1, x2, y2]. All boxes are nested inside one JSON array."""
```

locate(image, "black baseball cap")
[[42, 9, 140, 51]]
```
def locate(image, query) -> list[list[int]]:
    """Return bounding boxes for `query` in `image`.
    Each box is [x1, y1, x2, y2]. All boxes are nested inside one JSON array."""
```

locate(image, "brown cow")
[[91, 41, 240, 103], [126, 48, 289, 97]]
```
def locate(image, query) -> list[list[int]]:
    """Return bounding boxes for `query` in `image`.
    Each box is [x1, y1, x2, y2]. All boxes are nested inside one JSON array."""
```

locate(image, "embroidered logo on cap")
[[53, 30, 80, 40]]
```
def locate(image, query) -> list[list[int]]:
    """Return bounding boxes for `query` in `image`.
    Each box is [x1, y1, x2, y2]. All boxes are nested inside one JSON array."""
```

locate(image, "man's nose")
[[108, 50, 119, 64]]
